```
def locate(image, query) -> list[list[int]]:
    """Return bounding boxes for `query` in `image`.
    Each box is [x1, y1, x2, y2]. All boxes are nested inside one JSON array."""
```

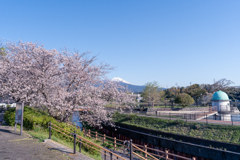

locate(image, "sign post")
[[15, 102, 24, 135]]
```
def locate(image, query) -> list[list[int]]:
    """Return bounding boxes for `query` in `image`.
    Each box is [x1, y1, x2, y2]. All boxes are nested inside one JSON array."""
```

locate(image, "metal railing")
[[123, 106, 240, 126], [69, 123, 196, 160], [48, 122, 126, 160]]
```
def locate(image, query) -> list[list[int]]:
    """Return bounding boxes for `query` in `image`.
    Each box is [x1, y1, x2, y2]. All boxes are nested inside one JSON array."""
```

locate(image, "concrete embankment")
[[101, 123, 240, 160]]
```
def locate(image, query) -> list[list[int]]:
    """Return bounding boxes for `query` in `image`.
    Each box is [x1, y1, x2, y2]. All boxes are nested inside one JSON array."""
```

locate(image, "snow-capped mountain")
[[111, 77, 145, 93], [111, 77, 166, 93], [112, 77, 131, 84]]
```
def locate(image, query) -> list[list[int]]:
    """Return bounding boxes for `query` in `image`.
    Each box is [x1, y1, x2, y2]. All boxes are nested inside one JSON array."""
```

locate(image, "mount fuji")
[[111, 77, 145, 93], [112, 77, 132, 84]]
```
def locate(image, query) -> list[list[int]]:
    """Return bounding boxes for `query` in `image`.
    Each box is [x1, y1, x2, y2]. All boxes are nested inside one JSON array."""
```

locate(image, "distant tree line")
[[141, 79, 239, 108]]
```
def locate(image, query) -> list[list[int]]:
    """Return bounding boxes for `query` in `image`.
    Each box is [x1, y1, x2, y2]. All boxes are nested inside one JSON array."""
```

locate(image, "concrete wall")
[[103, 123, 240, 160], [181, 107, 210, 111]]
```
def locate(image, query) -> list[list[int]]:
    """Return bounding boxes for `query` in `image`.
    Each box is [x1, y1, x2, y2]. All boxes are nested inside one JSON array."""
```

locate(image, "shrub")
[[4, 106, 99, 155], [174, 93, 195, 107]]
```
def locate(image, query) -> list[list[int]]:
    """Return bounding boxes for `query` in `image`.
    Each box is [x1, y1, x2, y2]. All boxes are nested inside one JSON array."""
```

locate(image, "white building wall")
[[219, 114, 231, 121], [212, 101, 230, 112]]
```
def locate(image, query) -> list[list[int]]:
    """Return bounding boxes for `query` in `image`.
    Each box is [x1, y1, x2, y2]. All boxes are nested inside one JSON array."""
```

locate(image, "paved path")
[[0, 115, 93, 160], [122, 112, 240, 126], [44, 139, 93, 160]]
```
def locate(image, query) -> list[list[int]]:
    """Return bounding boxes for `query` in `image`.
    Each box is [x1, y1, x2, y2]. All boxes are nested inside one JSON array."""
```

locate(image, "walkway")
[[122, 111, 240, 126], [0, 113, 93, 160]]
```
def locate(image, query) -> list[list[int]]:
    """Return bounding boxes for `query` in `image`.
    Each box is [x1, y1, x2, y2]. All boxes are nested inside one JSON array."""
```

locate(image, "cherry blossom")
[[0, 41, 135, 125]]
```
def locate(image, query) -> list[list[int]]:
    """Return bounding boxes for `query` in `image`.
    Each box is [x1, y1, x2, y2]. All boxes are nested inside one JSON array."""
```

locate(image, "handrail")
[[52, 123, 71, 134], [69, 123, 194, 160], [167, 152, 190, 160], [132, 152, 147, 160], [52, 127, 73, 139], [79, 141, 119, 160], [76, 134, 126, 160], [145, 147, 165, 153], [51, 123, 126, 160], [132, 144, 158, 160], [148, 152, 166, 160]]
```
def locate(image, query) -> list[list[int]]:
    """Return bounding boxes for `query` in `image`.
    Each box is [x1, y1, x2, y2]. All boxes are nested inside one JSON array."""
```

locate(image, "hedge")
[[4, 106, 99, 155]]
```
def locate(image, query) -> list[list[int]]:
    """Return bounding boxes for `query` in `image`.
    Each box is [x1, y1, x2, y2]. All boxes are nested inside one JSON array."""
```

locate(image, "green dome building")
[[212, 90, 230, 113], [212, 90, 229, 101]]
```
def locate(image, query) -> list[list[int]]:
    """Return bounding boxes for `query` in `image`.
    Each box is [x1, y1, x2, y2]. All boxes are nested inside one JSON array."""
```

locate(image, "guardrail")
[[123, 108, 240, 126], [68, 122, 196, 160], [48, 122, 126, 160]]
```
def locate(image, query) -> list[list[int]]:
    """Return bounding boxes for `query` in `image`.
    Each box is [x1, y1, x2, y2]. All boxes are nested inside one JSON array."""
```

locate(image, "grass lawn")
[[113, 112, 240, 145]]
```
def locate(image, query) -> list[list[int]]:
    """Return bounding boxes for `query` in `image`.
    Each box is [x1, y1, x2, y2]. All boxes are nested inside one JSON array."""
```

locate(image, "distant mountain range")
[[111, 77, 145, 92], [118, 82, 146, 93], [111, 77, 166, 93]]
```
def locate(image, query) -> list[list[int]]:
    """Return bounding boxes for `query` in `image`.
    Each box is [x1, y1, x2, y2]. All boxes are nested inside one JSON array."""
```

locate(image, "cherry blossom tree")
[[80, 80, 136, 127], [200, 92, 213, 106], [0, 41, 135, 125]]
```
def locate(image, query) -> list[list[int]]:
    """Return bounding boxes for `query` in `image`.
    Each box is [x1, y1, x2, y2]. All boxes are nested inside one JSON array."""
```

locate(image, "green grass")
[[113, 112, 240, 145], [15, 124, 103, 160], [4, 107, 107, 160]]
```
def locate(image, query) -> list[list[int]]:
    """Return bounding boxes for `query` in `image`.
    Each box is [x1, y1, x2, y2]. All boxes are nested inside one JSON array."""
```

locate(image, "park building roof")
[[212, 90, 229, 101]]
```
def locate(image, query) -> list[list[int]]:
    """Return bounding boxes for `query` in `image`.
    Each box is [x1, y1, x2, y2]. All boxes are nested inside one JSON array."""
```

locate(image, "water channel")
[[71, 111, 82, 129]]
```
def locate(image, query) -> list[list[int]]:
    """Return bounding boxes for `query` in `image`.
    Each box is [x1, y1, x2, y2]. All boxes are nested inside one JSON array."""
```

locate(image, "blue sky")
[[1, 0, 240, 87]]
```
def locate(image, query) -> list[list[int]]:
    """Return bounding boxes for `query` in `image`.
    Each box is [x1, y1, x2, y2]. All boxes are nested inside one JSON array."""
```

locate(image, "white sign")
[[15, 103, 22, 124]]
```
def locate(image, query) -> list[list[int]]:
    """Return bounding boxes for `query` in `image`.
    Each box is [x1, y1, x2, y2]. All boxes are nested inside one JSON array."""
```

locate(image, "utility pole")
[[148, 89, 150, 108]]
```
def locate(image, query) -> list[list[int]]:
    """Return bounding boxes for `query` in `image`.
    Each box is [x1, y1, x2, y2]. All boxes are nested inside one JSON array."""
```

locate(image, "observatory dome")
[[212, 90, 229, 101]]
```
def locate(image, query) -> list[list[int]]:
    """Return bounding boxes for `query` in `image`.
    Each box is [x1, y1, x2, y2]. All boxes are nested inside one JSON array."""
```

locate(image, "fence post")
[[88, 129, 91, 138], [114, 137, 116, 150], [231, 115, 233, 125], [103, 134, 106, 144], [206, 114, 208, 124], [104, 150, 106, 160], [79, 138, 82, 153], [165, 148, 168, 159], [48, 121, 51, 139], [110, 152, 113, 160], [96, 132, 98, 141], [82, 128, 85, 136], [144, 145, 147, 158], [130, 139, 133, 160], [73, 131, 76, 154]]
